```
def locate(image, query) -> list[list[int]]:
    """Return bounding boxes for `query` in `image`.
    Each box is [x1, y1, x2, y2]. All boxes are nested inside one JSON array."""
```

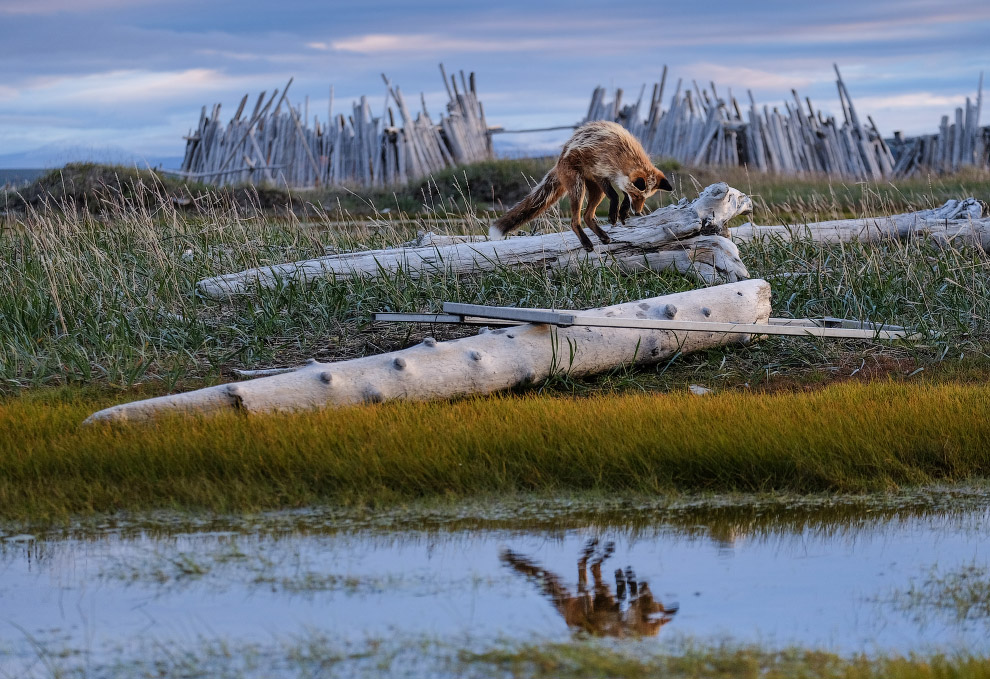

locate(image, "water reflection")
[[2, 490, 990, 673], [501, 538, 678, 637]]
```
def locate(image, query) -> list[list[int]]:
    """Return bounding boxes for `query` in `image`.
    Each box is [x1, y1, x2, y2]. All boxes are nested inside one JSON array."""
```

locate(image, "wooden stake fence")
[[174, 65, 493, 189], [174, 65, 988, 189], [584, 64, 894, 180], [888, 72, 988, 176]]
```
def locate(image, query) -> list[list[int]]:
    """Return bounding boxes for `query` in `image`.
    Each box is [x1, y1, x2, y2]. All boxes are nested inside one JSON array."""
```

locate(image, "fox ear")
[[633, 177, 647, 191], [656, 171, 673, 191]]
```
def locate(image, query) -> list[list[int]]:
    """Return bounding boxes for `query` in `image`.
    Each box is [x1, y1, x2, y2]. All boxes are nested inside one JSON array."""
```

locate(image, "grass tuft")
[[887, 562, 990, 622]]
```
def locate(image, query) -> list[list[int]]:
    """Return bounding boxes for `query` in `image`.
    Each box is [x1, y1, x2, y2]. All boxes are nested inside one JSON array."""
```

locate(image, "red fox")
[[500, 538, 678, 637], [489, 121, 674, 251]]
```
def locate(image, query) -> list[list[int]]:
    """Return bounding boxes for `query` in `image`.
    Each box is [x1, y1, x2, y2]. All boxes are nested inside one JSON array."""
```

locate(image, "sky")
[[1, 0, 988, 166]]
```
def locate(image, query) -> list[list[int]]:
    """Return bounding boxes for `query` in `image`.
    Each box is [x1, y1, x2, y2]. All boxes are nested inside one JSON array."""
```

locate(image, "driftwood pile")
[[889, 73, 987, 176], [175, 66, 492, 188], [585, 64, 894, 180]]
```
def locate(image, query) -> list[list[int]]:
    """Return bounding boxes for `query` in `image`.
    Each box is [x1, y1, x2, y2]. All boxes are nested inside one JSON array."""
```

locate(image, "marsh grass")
[[461, 641, 990, 679], [3, 485, 987, 546], [1, 164, 718, 391], [679, 165, 990, 225], [1, 382, 989, 520], [3, 162, 990, 520], [11, 632, 990, 679], [2, 160, 990, 394], [98, 539, 403, 594], [887, 562, 990, 622]]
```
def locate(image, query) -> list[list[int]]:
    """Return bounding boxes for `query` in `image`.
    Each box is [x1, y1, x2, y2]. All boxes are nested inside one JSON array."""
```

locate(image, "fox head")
[[627, 168, 673, 215]]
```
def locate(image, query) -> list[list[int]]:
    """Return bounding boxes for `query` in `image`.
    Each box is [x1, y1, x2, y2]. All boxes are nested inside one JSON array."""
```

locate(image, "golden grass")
[[463, 642, 990, 679], [2, 380, 988, 520], [18, 632, 990, 678]]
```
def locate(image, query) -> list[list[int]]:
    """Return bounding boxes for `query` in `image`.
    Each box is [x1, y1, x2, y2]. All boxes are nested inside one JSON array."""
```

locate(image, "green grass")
[[680, 165, 990, 224], [0, 157, 561, 217], [6, 159, 986, 222], [2, 160, 990, 394], [3, 161, 990, 520], [461, 642, 990, 679], [13, 633, 990, 679], [2, 381, 989, 520]]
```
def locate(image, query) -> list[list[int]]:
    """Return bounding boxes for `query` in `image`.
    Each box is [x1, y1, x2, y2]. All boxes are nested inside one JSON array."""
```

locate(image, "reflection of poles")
[[500, 538, 678, 637]]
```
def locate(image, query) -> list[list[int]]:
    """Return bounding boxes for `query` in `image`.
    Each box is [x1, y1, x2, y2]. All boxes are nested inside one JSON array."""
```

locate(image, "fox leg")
[[602, 180, 621, 225], [615, 568, 627, 600], [582, 180, 611, 245], [617, 193, 631, 224], [565, 176, 595, 251]]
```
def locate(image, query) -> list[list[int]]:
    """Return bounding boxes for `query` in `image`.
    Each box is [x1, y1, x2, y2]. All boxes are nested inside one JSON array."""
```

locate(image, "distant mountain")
[[0, 143, 183, 170], [0, 168, 47, 187]]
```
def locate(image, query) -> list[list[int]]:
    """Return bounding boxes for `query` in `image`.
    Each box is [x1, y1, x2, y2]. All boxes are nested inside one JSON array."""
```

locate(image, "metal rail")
[[373, 303, 918, 341]]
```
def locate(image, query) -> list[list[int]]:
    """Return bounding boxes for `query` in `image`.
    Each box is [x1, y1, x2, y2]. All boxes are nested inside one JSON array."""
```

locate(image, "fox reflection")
[[500, 538, 678, 637]]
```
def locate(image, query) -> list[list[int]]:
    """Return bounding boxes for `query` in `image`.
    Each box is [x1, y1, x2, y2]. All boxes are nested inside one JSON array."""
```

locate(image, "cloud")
[[193, 48, 314, 65], [679, 64, 822, 93], [1, 0, 987, 160], [332, 33, 509, 54], [14, 68, 261, 107], [856, 92, 972, 110], [799, 8, 990, 44], [855, 91, 981, 134], [0, 0, 164, 14]]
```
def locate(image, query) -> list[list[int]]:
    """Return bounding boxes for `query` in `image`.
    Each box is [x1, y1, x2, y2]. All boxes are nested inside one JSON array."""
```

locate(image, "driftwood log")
[[84, 279, 771, 423], [732, 198, 989, 249], [196, 182, 752, 299]]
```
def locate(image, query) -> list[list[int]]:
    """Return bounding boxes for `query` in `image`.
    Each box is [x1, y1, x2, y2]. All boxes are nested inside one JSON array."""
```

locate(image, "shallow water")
[[2, 493, 990, 674]]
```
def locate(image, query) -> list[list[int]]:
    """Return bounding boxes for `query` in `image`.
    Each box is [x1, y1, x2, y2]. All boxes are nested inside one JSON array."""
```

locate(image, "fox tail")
[[489, 169, 566, 240]]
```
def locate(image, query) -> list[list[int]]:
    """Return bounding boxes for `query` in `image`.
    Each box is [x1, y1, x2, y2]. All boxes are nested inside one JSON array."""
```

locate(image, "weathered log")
[[731, 198, 989, 248], [84, 279, 772, 423], [196, 182, 752, 299]]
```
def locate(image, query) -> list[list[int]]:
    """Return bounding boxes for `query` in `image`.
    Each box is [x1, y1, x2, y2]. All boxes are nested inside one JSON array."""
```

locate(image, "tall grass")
[[679, 165, 990, 224], [1, 163, 989, 394], [1, 381, 989, 520], [0, 170, 696, 391]]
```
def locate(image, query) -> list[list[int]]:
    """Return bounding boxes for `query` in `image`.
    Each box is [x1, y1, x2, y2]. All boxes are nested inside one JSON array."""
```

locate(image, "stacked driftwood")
[[889, 74, 987, 176], [584, 65, 894, 180], [175, 66, 492, 189]]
